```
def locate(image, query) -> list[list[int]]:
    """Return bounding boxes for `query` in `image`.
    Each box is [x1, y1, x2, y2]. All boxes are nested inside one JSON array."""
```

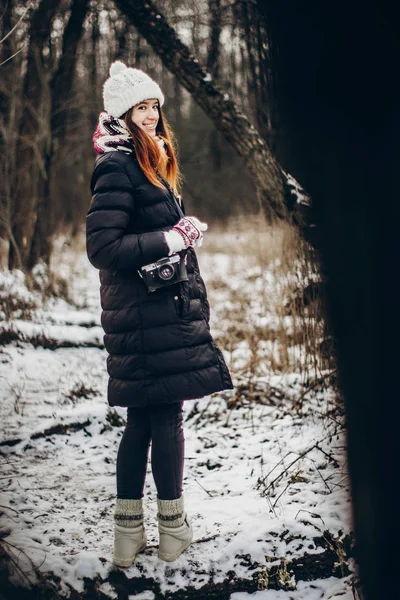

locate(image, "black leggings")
[[116, 402, 184, 501]]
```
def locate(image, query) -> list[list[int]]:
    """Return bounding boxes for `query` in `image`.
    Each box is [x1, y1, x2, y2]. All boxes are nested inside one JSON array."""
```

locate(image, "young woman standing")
[[86, 61, 233, 566]]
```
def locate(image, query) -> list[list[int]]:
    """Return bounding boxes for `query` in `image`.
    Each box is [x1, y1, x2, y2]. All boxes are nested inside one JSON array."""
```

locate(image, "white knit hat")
[[103, 61, 165, 118]]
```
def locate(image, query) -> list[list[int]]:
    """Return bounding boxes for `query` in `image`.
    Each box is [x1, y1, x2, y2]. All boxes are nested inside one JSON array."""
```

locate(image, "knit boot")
[[157, 496, 193, 562], [113, 499, 147, 567]]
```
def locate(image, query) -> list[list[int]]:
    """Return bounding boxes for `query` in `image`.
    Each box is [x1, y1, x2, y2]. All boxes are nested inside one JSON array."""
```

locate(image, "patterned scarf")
[[93, 111, 134, 154], [93, 111, 166, 155]]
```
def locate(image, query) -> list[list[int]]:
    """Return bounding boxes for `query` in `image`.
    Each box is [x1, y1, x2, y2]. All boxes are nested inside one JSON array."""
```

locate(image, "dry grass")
[[200, 212, 335, 402]]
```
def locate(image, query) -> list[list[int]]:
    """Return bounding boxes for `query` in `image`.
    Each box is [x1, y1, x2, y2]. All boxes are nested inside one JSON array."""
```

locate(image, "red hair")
[[123, 106, 182, 194]]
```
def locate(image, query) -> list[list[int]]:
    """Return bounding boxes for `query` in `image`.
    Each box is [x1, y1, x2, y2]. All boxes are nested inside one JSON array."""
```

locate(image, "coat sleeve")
[[86, 157, 169, 271]]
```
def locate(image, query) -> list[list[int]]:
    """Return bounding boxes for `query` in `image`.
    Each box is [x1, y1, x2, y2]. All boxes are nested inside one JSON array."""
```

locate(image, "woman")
[[86, 61, 233, 566]]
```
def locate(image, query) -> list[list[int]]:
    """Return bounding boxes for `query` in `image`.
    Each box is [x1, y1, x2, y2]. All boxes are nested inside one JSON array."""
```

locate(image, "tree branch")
[[114, 0, 288, 220]]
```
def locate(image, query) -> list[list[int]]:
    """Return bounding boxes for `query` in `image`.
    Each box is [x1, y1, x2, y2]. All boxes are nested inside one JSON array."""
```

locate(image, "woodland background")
[[1, 1, 400, 599], [0, 0, 297, 274]]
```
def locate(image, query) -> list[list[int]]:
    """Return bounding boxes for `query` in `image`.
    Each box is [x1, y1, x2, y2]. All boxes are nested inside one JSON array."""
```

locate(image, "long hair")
[[123, 106, 182, 194]]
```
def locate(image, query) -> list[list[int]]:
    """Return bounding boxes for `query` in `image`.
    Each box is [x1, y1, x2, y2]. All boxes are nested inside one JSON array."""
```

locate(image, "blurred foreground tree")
[[254, 1, 400, 598]]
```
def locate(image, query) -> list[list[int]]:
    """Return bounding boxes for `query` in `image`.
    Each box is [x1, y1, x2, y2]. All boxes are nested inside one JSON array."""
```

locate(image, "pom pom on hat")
[[109, 61, 127, 77], [103, 60, 165, 118]]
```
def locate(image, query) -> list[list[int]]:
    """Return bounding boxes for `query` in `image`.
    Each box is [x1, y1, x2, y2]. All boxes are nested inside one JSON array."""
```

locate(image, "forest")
[[1, 1, 398, 599]]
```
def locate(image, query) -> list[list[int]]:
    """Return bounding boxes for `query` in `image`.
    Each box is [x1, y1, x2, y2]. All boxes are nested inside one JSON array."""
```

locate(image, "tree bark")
[[8, 0, 60, 270], [206, 0, 222, 79], [255, 1, 400, 599], [113, 0, 287, 221], [27, 0, 90, 270], [207, 0, 222, 173], [0, 0, 16, 242]]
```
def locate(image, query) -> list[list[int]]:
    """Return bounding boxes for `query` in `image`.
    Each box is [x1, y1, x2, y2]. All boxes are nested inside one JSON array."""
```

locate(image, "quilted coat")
[[86, 151, 233, 407]]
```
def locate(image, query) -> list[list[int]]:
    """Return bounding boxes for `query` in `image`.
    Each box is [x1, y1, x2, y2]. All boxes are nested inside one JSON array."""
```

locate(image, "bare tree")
[[113, 0, 288, 221], [8, 0, 61, 270], [206, 0, 222, 172], [255, 1, 400, 599], [0, 0, 30, 266], [28, 0, 90, 269]]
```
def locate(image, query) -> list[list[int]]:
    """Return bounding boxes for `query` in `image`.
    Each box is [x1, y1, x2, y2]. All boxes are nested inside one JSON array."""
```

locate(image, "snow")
[[0, 236, 354, 598]]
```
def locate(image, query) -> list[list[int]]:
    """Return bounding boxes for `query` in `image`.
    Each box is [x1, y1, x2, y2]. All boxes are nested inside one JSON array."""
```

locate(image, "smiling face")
[[130, 98, 160, 137]]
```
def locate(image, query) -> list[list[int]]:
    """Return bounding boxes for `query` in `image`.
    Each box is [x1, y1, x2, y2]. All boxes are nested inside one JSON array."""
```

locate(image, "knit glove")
[[163, 216, 208, 255]]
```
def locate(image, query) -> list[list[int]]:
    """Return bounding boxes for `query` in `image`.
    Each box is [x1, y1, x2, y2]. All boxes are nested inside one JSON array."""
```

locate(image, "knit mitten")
[[166, 216, 208, 253], [114, 498, 143, 528]]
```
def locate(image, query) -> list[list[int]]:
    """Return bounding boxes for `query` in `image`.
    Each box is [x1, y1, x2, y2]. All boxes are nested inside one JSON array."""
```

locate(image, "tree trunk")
[[0, 0, 16, 243], [207, 0, 222, 173], [256, 1, 400, 599], [8, 0, 60, 270], [113, 0, 287, 221], [206, 0, 222, 79], [27, 0, 90, 270], [0, 0, 14, 118]]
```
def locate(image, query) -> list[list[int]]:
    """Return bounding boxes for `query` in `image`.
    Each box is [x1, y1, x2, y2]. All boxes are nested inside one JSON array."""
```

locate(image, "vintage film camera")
[[139, 252, 188, 293]]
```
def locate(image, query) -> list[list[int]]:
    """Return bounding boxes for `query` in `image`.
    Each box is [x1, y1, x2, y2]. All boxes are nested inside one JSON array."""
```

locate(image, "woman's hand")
[[175, 216, 208, 248], [164, 216, 208, 255]]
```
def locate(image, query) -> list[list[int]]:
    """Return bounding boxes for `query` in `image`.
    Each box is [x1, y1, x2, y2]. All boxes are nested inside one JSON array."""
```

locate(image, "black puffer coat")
[[86, 151, 233, 407]]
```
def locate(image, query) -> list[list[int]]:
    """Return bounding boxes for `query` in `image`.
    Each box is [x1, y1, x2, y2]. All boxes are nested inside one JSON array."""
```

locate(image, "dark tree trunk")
[[206, 0, 221, 79], [0, 0, 16, 242], [238, 0, 272, 146], [28, 0, 89, 270], [8, 0, 60, 270], [207, 0, 222, 173], [113, 0, 287, 221], [0, 0, 14, 118], [89, 7, 100, 135], [255, 1, 400, 599], [115, 20, 129, 60]]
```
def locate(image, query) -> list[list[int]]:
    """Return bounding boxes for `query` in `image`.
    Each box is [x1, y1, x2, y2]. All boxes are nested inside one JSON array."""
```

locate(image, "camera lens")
[[159, 265, 175, 280]]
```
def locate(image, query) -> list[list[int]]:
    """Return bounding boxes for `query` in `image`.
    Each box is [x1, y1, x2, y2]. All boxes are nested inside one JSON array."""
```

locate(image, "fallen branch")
[[0, 327, 104, 350], [0, 419, 92, 447]]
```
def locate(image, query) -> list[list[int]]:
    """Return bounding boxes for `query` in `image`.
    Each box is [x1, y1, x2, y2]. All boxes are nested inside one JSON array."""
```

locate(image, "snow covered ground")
[[0, 235, 355, 599]]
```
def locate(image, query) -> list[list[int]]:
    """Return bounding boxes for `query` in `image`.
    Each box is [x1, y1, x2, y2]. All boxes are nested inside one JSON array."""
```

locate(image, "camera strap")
[[159, 176, 185, 219]]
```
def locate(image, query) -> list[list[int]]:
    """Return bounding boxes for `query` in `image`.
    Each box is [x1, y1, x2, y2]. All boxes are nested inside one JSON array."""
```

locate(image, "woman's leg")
[[150, 402, 185, 500], [113, 407, 150, 566], [150, 402, 192, 560], [116, 406, 151, 499]]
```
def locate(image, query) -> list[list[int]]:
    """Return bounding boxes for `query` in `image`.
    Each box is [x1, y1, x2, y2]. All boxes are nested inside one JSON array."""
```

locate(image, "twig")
[[191, 397, 214, 429], [0, 504, 19, 514], [315, 442, 340, 467], [2, 538, 48, 576], [272, 481, 292, 508], [329, 476, 348, 491], [295, 509, 325, 528], [304, 456, 333, 493], [194, 478, 213, 497], [0, 4, 31, 44], [193, 534, 220, 544], [0, 542, 35, 588], [0, 43, 27, 67], [260, 444, 318, 494], [294, 369, 338, 406]]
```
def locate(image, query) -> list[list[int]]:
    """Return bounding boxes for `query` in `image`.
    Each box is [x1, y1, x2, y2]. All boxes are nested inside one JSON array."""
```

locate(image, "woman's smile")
[[131, 98, 159, 137], [143, 122, 157, 132]]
